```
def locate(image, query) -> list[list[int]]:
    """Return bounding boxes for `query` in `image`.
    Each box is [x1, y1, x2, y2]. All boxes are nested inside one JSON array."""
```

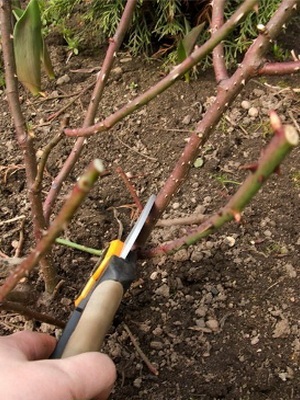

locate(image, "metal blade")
[[120, 194, 156, 259]]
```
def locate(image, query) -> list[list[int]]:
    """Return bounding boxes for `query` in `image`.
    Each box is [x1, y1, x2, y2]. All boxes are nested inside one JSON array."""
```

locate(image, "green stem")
[[55, 238, 103, 257]]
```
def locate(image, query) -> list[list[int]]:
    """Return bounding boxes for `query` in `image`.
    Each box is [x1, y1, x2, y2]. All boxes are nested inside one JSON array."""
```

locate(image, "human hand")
[[0, 330, 116, 400]]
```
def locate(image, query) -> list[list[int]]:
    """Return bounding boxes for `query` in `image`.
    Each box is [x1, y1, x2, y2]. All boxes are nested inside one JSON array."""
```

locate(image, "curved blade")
[[120, 194, 156, 259]]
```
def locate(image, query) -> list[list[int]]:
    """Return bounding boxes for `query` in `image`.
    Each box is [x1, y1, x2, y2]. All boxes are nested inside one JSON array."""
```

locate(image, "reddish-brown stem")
[[0, 0, 57, 293], [116, 167, 143, 212], [258, 60, 300, 75], [124, 324, 159, 376], [46, 81, 95, 122], [33, 116, 69, 195], [0, 300, 65, 328], [212, 0, 229, 83], [65, 0, 259, 138], [144, 120, 298, 257], [0, 160, 104, 301], [136, 133, 202, 243], [43, 0, 138, 223], [136, 0, 299, 247], [156, 213, 205, 227]]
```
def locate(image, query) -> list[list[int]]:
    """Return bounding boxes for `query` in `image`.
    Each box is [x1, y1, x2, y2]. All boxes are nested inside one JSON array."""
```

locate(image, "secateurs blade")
[[51, 194, 155, 359]]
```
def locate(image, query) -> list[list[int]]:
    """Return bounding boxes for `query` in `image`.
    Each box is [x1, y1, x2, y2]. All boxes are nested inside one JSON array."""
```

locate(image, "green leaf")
[[182, 22, 206, 57], [177, 22, 206, 83], [193, 157, 204, 168], [177, 38, 187, 64], [13, 0, 43, 95], [12, 8, 23, 21], [177, 39, 190, 82], [41, 39, 55, 79]]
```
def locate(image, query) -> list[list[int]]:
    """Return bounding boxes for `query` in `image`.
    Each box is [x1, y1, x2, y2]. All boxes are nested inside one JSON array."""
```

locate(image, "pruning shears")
[[51, 195, 156, 359]]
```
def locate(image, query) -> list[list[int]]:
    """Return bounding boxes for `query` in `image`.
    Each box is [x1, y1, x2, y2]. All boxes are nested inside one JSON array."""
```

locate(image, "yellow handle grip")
[[61, 280, 124, 358], [75, 239, 124, 306]]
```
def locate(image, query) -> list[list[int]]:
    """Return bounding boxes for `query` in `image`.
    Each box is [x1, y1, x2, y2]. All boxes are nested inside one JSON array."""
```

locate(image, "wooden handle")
[[61, 280, 124, 358]]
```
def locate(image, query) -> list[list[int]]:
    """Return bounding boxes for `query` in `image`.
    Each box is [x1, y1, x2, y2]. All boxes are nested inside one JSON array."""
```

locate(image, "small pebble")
[[210, 286, 219, 296], [195, 306, 208, 317], [150, 271, 159, 280], [190, 250, 203, 262], [111, 66, 123, 79], [253, 89, 265, 96], [155, 284, 170, 297], [196, 319, 206, 328], [40, 323, 54, 333], [224, 236, 236, 247], [285, 263, 296, 278], [248, 107, 259, 117], [176, 277, 184, 289], [241, 100, 251, 110], [56, 74, 70, 85], [173, 248, 189, 261], [150, 341, 164, 350], [203, 196, 212, 204], [264, 230, 272, 237], [60, 297, 72, 306], [152, 326, 163, 336], [273, 319, 290, 338], [182, 115, 192, 125], [205, 241, 214, 250], [185, 295, 194, 303], [205, 319, 219, 332], [251, 335, 260, 345], [133, 377, 142, 388]]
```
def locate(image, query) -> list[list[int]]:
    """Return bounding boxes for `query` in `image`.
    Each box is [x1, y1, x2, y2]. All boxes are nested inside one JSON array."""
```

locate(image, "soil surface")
[[0, 37, 300, 399]]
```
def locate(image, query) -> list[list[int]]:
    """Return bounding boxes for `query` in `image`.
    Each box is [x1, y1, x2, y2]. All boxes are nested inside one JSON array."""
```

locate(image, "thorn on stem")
[[257, 175, 265, 184], [231, 209, 241, 223], [257, 24, 267, 34]]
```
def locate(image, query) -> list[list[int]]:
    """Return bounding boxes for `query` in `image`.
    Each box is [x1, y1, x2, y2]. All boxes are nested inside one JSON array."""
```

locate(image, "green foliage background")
[[20, 1, 293, 68]]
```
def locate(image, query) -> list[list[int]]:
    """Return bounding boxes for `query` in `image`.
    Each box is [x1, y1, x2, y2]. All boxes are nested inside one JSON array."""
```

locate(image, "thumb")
[[52, 352, 116, 400], [0, 331, 56, 360]]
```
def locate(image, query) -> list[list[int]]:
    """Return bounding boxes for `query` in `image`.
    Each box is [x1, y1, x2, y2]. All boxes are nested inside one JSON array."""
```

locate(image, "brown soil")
[[0, 40, 300, 399]]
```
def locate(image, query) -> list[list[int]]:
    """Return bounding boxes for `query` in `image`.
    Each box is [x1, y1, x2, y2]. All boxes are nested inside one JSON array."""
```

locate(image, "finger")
[[54, 352, 116, 400], [1, 331, 56, 361]]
